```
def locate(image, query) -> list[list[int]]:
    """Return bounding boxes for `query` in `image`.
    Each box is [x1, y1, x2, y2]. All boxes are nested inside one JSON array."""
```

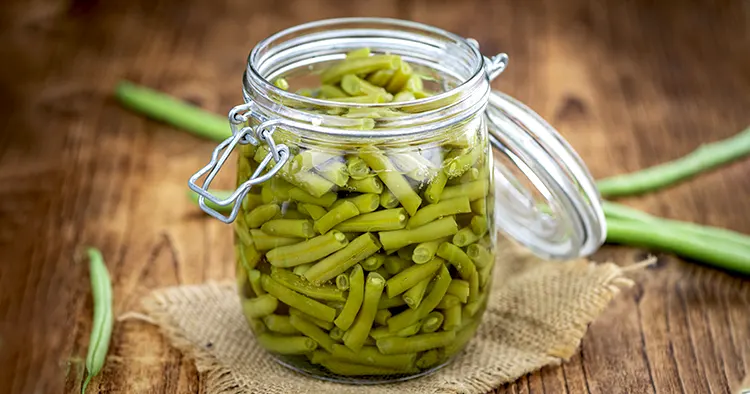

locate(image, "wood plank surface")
[[1, 0, 749, 393]]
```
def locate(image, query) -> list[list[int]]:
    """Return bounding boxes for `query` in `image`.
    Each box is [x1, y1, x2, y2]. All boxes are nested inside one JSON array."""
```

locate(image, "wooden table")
[[1, 0, 749, 393]]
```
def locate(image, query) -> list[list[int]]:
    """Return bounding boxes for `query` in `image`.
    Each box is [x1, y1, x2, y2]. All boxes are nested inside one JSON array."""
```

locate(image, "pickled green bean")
[[266, 231, 348, 267], [246, 204, 280, 228], [320, 84, 348, 99], [388, 152, 437, 184], [332, 193, 380, 214], [466, 243, 493, 269], [377, 331, 456, 355], [441, 179, 489, 201], [397, 245, 416, 261], [450, 168, 480, 184], [261, 179, 294, 203], [424, 171, 448, 204], [360, 150, 423, 216], [478, 259, 493, 288], [407, 197, 471, 229], [260, 275, 337, 322], [437, 242, 477, 280], [453, 227, 480, 247], [443, 146, 481, 178], [436, 294, 461, 309], [412, 237, 451, 264], [288, 188, 338, 208], [396, 322, 422, 337], [343, 272, 386, 352], [242, 294, 278, 318], [249, 229, 302, 251], [335, 208, 408, 232], [370, 326, 394, 340], [379, 217, 459, 251], [334, 265, 364, 330], [374, 309, 392, 325], [443, 304, 462, 331], [416, 349, 441, 369], [468, 271, 480, 303], [329, 326, 345, 341], [314, 201, 360, 234], [346, 47, 371, 58], [345, 155, 371, 180], [331, 344, 416, 370], [375, 267, 392, 280], [366, 69, 395, 87], [386, 257, 443, 298], [447, 279, 470, 303], [362, 253, 386, 271], [346, 176, 384, 194], [393, 91, 416, 102], [336, 273, 350, 291], [402, 274, 432, 309], [341, 74, 390, 97], [378, 293, 407, 309], [256, 333, 317, 354], [247, 269, 265, 296], [297, 203, 327, 220], [270, 267, 346, 302], [289, 307, 334, 330], [380, 189, 400, 209], [385, 60, 412, 93], [305, 233, 381, 284], [420, 311, 444, 333], [289, 313, 337, 352], [387, 263, 451, 331], [470, 215, 488, 236], [263, 314, 300, 335], [331, 94, 390, 104], [321, 55, 401, 84], [444, 317, 481, 358], [261, 219, 315, 238], [384, 256, 412, 275]]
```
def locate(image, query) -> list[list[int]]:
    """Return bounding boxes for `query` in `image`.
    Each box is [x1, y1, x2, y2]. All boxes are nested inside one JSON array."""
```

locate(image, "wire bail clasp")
[[465, 37, 509, 82], [187, 103, 290, 223]]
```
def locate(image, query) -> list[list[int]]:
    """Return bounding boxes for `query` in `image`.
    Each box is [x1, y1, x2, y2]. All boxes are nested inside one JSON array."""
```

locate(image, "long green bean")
[[81, 248, 114, 394], [343, 272, 386, 352]]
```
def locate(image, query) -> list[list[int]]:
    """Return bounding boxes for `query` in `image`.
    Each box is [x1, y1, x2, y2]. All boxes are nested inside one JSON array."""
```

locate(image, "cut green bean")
[[444, 317, 481, 358], [331, 344, 416, 370], [374, 309, 392, 325], [396, 322, 422, 337], [329, 94, 390, 104], [246, 204, 280, 228], [393, 91, 416, 102], [478, 260, 493, 288], [334, 265, 365, 330], [273, 77, 289, 90], [380, 189, 400, 209], [335, 208, 408, 232], [375, 267, 392, 280], [412, 237, 451, 264], [378, 293, 407, 309], [270, 267, 346, 302], [443, 304, 462, 331], [346, 155, 371, 180], [379, 217, 459, 251], [289, 308, 334, 330], [470, 215, 489, 236], [314, 201, 360, 234], [367, 69, 395, 87], [320, 84, 348, 99], [249, 229, 302, 251], [347, 176, 384, 194], [388, 152, 437, 184], [256, 333, 317, 355], [336, 273, 350, 291], [266, 231, 348, 267], [346, 47, 371, 59], [343, 272, 386, 352], [370, 326, 394, 340], [115, 81, 231, 142], [289, 313, 337, 352], [341, 74, 390, 98], [261, 219, 315, 238], [453, 227, 480, 247], [360, 149, 423, 216], [321, 55, 401, 84], [332, 193, 380, 214], [288, 188, 337, 208], [437, 242, 477, 280], [377, 330, 456, 355], [441, 179, 489, 201], [386, 257, 443, 298], [449, 168, 480, 185], [81, 248, 113, 394], [260, 177, 294, 203], [387, 264, 451, 331], [597, 126, 750, 197], [416, 349, 441, 369], [242, 295, 278, 319], [297, 203, 328, 220], [329, 326, 345, 341], [468, 271, 480, 302], [384, 256, 412, 275], [247, 269, 265, 296], [437, 294, 461, 309], [447, 279, 470, 303], [305, 233, 382, 284], [385, 60, 412, 93], [466, 243, 493, 269], [408, 197, 471, 229], [420, 311, 444, 333], [362, 253, 386, 271], [402, 274, 433, 309], [424, 171, 448, 204], [263, 314, 300, 335], [260, 275, 337, 322], [397, 245, 417, 261], [470, 198, 486, 215], [443, 146, 481, 178]]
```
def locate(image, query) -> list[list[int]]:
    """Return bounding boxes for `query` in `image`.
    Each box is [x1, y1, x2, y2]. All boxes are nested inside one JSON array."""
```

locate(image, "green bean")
[[322, 55, 401, 84], [447, 279, 470, 303], [297, 203, 328, 220], [443, 147, 481, 178], [249, 229, 301, 251], [380, 189, 400, 209], [263, 314, 300, 335], [256, 333, 318, 354], [289, 307, 334, 330], [383, 256, 412, 275], [346, 175, 384, 194], [416, 349, 441, 369], [468, 271, 480, 302], [443, 304, 462, 331], [273, 77, 289, 90], [404, 75, 424, 93], [235, 220, 261, 270], [187, 189, 237, 214], [478, 260, 493, 288], [463, 284, 489, 318], [379, 217, 459, 251], [336, 273, 350, 291], [448, 168, 480, 185], [388, 152, 437, 184], [246, 204, 280, 228], [436, 294, 461, 309], [81, 248, 113, 394], [362, 253, 386, 271], [387, 264, 451, 331], [247, 269, 265, 296], [335, 208, 408, 232], [412, 237, 451, 264], [374, 309, 392, 325], [393, 91, 416, 102], [444, 317, 481, 358], [277, 209, 308, 220], [385, 60, 412, 93], [378, 293, 407, 309], [314, 201, 360, 234], [331, 344, 416, 370], [441, 179, 489, 201], [343, 272, 386, 352], [377, 330, 456, 355], [331, 193, 380, 214], [408, 197, 471, 229], [437, 242, 477, 280], [261, 219, 315, 238], [341, 74, 391, 98], [465, 245, 492, 270], [334, 265, 365, 330], [318, 359, 416, 376], [289, 313, 337, 352], [453, 227, 480, 247], [245, 317, 267, 334], [320, 84, 348, 98], [256, 145, 335, 198], [305, 233, 382, 284], [115, 81, 231, 142], [266, 231, 348, 267], [260, 275, 337, 322], [359, 150, 423, 216], [270, 267, 346, 302], [597, 126, 750, 197], [242, 294, 278, 318], [370, 326, 394, 340], [420, 311, 444, 333], [375, 267, 392, 280], [310, 161, 349, 187], [346, 47, 371, 59], [397, 245, 417, 261], [424, 171, 448, 204], [395, 322, 422, 337], [470, 215, 489, 236], [288, 188, 337, 208], [366, 69, 395, 87], [260, 177, 294, 203], [385, 257, 443, 298], [402, 274, 432, 309], [329, 326, 345, 341], [345, 155, 371, 180]]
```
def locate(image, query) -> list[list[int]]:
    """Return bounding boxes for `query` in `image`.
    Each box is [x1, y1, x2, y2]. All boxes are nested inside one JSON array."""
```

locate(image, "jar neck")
[[241, 18, 491, 141]]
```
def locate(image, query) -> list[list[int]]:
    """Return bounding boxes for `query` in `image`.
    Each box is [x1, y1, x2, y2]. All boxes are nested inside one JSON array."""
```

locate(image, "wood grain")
[[1, 0, 749, 393]]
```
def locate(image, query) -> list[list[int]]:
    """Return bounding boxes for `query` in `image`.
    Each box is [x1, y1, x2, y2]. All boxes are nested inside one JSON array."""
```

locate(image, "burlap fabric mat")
[[139, 239, 647, 394]]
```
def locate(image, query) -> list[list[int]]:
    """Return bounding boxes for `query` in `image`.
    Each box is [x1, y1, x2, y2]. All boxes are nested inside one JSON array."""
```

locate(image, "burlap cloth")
[[138, 238, 648, 394]]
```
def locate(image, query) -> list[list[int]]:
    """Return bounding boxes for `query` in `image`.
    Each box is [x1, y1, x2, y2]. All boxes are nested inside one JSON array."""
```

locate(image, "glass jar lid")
[[485, 91, 606, 259]]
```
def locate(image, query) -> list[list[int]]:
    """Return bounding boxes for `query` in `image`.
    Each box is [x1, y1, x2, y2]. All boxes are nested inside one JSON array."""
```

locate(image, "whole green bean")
[[304, 233, 382, 284], [343, 272, 386, 352], [242, 294, 279, 318], [385, 257, 443, 298], [334, 265, 364, 330], [437, 242, 477, 280], [335, 208, 408, 232], [408, 197, 471, 229], [420, 311, 444, 333], [266, 231, 348, 267], [377, 331, 456, 355], [81, 248, 113, 394], [263, 314, 300, 335], [360, 150, 423, 216], [270, 267, 346, 302], [379, 217, 459, 251], [314, 201, 360, 234], [260, 275, 337, 322], [256, 333, 318, 354], [387, 264, 451, 332]]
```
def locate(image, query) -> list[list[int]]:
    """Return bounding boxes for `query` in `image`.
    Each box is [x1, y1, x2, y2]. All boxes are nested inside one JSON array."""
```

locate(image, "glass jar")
[[189, 18, 606, 383]]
